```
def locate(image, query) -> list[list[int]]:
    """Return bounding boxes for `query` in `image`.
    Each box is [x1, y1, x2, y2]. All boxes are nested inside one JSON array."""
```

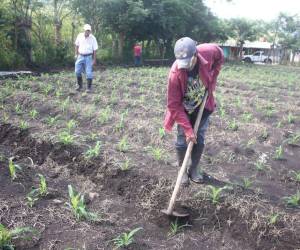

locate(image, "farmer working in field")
[[74, 24, 98, 93], [164, 37, 224, 185]]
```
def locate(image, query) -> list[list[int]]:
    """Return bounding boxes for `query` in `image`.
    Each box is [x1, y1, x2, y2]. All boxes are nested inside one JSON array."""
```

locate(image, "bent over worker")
[[74, 24, 98, 93], [164, 37, 224, 185]]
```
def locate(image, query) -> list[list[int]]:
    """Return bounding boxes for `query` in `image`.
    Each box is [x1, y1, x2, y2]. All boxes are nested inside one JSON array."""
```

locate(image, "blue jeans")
[[175, 108, 211, 150], [75, 55, 93, 79], [134, 56, 141, 66]]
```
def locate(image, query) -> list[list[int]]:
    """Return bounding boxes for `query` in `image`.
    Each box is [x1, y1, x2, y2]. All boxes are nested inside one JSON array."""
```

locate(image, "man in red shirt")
[[133, 43, 142, 66], [164, 37, 224, 185]]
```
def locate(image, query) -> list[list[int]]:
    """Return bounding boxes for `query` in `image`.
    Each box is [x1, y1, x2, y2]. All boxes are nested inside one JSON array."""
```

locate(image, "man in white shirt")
[[75, 24, 98, 92]]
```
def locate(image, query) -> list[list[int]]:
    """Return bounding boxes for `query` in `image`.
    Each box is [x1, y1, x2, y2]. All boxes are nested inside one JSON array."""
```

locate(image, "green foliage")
[[274, 145, 284, 160], [98, 107, 111, 124], [268, 213, 279, 225], [29, 109, 39, 119], [84, 141, 101, 159], [168, 219, 190, 237], [112, 227, 142, 249], [206, 185, 228, 204], [67, 185, 98, 221], [242, 177, 253, 189], [227, 118, 238, 131], [0, 223, 35, 250], [117, 136, 129, 152], [8, 158, 21, 181], [58, 131, 74, 145], [283, 191, 300, 208]]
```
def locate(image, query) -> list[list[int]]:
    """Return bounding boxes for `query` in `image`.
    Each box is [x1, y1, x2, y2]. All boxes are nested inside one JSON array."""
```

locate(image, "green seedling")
[[15, 103, 22, 114], [206, 185, 228, 205], [274, 145, 284, 160], [112, 227, 142, 249], [268, 213, 279, 225], [287, 133, 300, 145], [26, 189, 39, 207], [29, 109, 39, 119], [118, 136, 129, 152], [58, 131, 74, 145], [227, 119, 238, 131], [168, 219, 190, 237], [2, 112, 9, 123], [150, 147, 164, 161], [8, 158, 21, 180], [84, 141, 101, 159], [60, 97, 70, 113], [66, 119, 77, 133], [67, 185, 98, 221], [19, 120, 28, 130], [286, 112, 296, 124], [115, 113, 126, 131], [0, 223, 35, 250], [119, 158, 131, 171], [254, 153, 268, 171], [242, 112, 253, 122], [42, 84, 52, 95], [159, 127, 166, 139], [98, 107, 111, 124], [283, 191, 300, 208], [242, 177, 253, 189], [38, 174, 48, 196], [218, 106, 226, 118], [46, 115, 60, 126], [290, 171, 300, 183], [259, 128, 269, 140]]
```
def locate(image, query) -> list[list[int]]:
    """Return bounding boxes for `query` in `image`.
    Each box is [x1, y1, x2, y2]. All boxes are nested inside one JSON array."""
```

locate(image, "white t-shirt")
[[75, 33, 98, 55]]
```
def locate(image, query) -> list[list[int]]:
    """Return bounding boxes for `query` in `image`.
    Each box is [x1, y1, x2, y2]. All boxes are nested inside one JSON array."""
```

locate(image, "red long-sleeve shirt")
[[164, 43, 224, 137]]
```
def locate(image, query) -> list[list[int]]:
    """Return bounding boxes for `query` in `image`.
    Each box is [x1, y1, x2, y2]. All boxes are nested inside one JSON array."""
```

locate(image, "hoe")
[[162, 89, 209, 217]]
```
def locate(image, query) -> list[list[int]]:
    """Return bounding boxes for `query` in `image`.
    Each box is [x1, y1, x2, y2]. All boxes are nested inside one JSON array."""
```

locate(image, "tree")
[[227, 18, 258, 59]]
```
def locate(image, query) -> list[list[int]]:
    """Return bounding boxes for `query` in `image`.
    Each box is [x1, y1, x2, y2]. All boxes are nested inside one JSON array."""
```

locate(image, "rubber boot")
[[188, 143, 205, 183], [76, 76, 83, 91], [176, 148, 190, 186], [86, 79, 92, 93]]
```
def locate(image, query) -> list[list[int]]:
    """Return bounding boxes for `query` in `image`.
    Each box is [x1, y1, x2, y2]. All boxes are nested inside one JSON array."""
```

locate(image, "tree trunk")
[[55, 20, 62, 45], [117, 33, 125, 59]]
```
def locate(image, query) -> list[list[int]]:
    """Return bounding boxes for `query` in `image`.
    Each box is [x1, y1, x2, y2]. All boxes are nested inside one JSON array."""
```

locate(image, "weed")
[[112, 227, 142, 249], [0, 223, 35, 250], [84, 141, 101, 159], [67, 185, 98, 221]]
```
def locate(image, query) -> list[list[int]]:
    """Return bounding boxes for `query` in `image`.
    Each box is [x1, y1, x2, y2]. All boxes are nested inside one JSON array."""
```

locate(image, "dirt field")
[[0, 63, 300, 250]]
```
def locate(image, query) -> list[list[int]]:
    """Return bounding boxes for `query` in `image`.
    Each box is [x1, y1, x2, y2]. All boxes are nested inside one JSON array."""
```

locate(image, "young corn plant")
[[29, 109, 39, 119], [66, 119, 77, 133], [159, 127, 166, 139], [168, 219, 190, 237], [115, 113, 126, 132], [58, 131, 74, 145], [242, 177, 253, 189], [46, 115, 60, 126], [98, 107, 111, 124], [26, 189, 39, 208], [14, 103, 22, 114], [67, 185, 97, 221], [84, 141, 101, 159], [206, 185, 228, 205], [117, 136, 129, 152], [60, 97, 70, 113], [112, 227, 142, 249], [38, 174, 48, 196], [283, 191, 300, 208], [274, 145, 284, 160], [287, 133, 300, 145], [150, 147, 164, 161], [8, 158, 21, 181], [286, 112, 296, 124], [0, 223, 35, 250], [19, 120, 29, 130], [242, 112, 253, 122], [227, 118, 238, 131], [290, 171, 300, 183], [119, 158, 131, 171], [268, 213, 280, 225], [254, 153, 269, 171]]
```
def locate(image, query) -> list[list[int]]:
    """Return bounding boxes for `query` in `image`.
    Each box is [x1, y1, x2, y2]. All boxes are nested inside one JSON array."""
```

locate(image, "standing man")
[[164, 37, 224, 185], [133, 43, 142, 66], [75, 24, 98, 92]]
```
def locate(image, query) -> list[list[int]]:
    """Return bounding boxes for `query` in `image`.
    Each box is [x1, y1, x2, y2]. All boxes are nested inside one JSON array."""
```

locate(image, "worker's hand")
[[186, 133, 197, 144]]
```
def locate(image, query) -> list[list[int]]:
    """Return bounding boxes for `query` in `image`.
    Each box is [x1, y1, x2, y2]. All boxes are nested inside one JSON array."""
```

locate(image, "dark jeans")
[[134, 56, 141, 66], [175, 108, 211, 150]]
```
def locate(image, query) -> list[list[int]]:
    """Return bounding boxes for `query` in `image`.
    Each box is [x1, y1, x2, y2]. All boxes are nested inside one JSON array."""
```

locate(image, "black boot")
[[188, 143, 205, 183], [76, 76, 83, 91], [86, 79, 92, 93], [176, 148, 189, 186]]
